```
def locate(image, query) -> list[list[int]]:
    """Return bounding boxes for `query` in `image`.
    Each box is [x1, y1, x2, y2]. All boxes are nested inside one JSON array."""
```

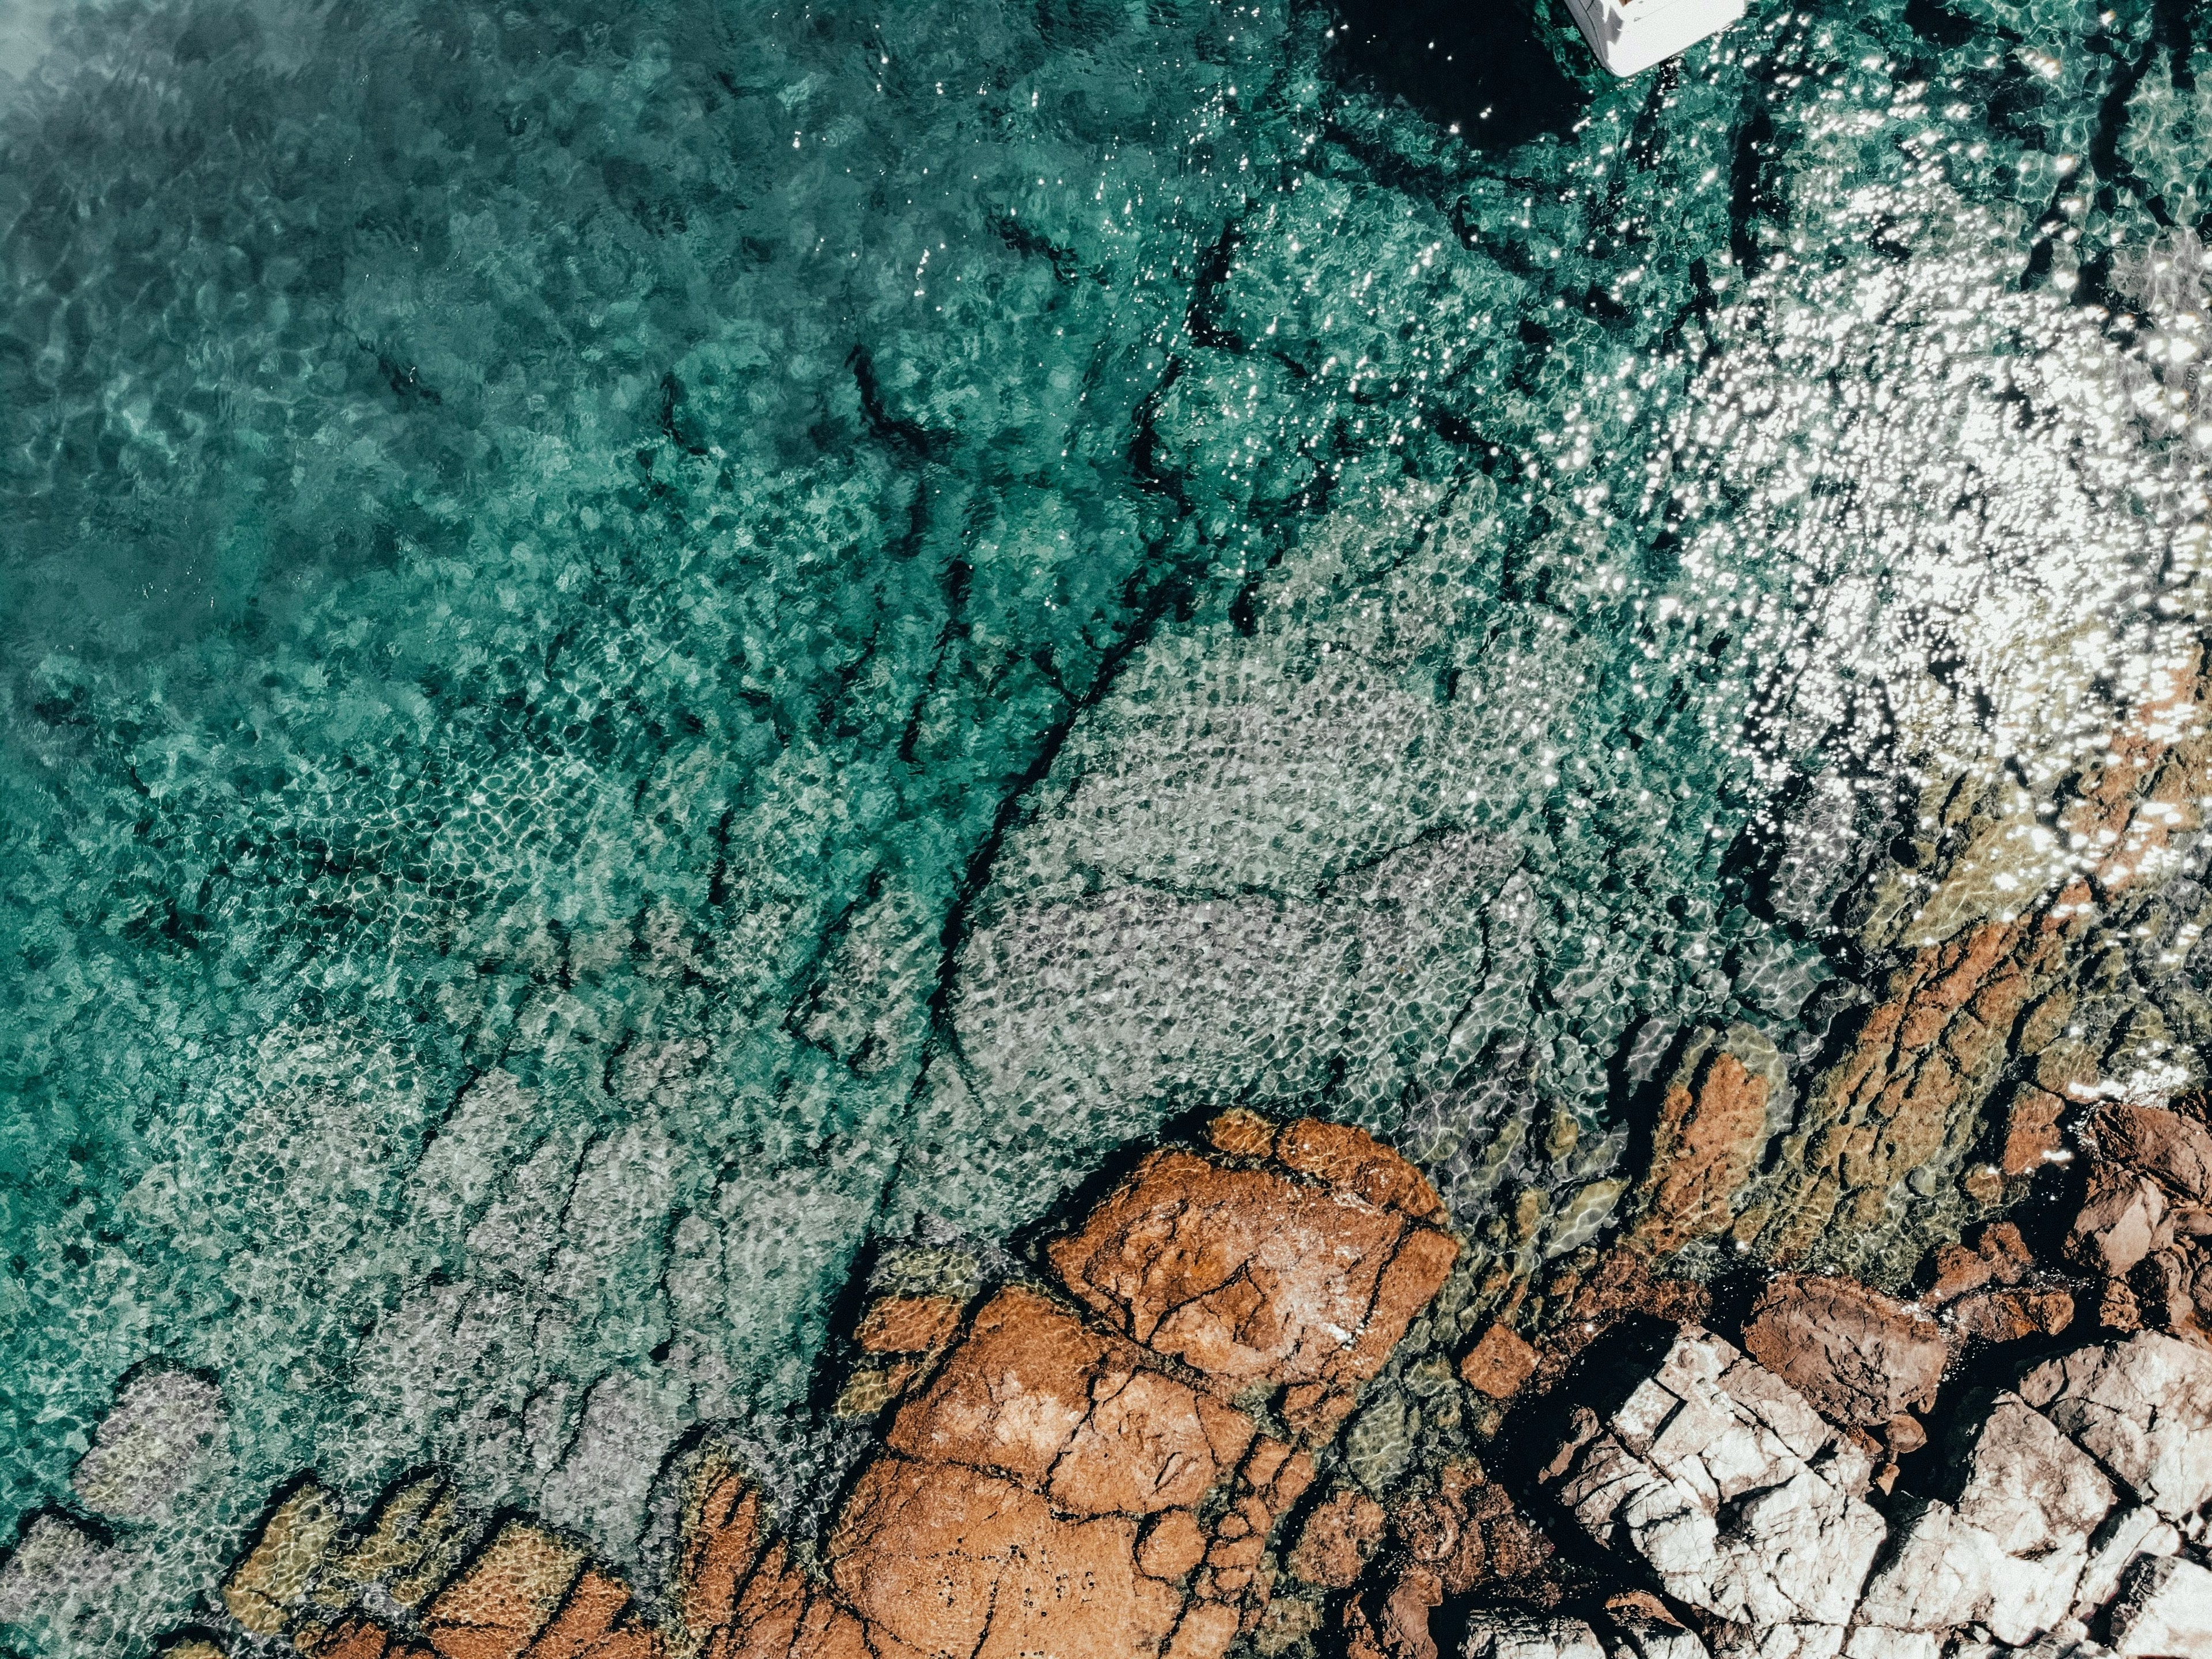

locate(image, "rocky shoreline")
[[16, 1095, 2212, 1659]]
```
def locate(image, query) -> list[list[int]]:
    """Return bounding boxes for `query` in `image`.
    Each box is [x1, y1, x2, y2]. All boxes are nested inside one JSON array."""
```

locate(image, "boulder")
[[1949, 1286, 2075, 1346], [1047, 1126, 1457, 1438], [1953, 1395, 2117, 1558], [2067, 1164, 2169, 1279], [1541, 1328, 1884, 1628], [1740, 1276, 1945, 1426], [2107, 1554, 2212, 1657], [1288, 1488, 1385, 1589], [2018, 1333, 2212, 1524], [1460, 1325, 1539, 1401], [2093, 1105, 2212, 1204]]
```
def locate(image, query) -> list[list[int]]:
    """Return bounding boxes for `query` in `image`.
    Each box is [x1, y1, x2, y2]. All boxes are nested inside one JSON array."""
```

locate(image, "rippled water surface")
[[5, 0, 2212, 1647]]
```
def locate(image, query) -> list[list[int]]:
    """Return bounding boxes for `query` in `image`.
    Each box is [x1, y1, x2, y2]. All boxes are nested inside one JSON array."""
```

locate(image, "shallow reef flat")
[[8, 0, 2212, 1654]]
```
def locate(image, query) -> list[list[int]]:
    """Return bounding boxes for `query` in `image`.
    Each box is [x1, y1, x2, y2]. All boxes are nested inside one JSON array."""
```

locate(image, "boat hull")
[[1563, 0, 1748, 76]]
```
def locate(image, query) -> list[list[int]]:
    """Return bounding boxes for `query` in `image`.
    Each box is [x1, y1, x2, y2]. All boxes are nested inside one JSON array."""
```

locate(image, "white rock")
[[1985, 1544, 2091, 1647], [70, 1368, 225, 1521], [1955, 1395, 2118, 1557], [1706, 1625, 1843, 1659], [2019, 1334, 2212, 1525], [1547, 1328, 1887, 1630], [1604, 1615, 1710, 1659], [2107, 1554, 2212, 1657], [1840, 1628, 1937, 1659], [1464, 1615, 1608, 1659], [2071, 1506, 2182, 1621], [1855, 1499, 2006, 1631]]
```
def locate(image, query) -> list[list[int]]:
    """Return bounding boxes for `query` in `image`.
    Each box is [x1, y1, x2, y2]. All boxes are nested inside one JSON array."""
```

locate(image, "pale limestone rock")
[[1604, 1615, 1710, 1659], [1855, 1499, 2008, 1632], [1463, 1615, 1608, 1659], [2020, 1333, 2212, 1524], [1954, 1395, 2118, 1558], [1545, 1329, 1885, 1630], [2107, 1555, 2212, 1657], [2071, 1506, 2181, 1621]]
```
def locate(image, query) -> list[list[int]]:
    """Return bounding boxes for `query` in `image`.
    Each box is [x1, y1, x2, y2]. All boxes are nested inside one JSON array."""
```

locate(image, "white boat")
[[1563, 0, 1747, 76]]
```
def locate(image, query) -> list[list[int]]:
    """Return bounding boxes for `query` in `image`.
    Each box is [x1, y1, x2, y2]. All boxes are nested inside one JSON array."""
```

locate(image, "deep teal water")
[[3, 0, 2210, 1648]]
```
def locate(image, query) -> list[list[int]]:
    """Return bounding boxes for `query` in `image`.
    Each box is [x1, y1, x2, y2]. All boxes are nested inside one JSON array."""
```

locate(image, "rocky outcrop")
[[190, 1114, 1456, 1659], [1535, 1323, 2212, 1658]]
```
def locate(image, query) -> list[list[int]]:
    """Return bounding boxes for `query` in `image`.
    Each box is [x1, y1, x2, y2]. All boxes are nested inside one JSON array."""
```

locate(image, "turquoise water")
[[3, 0, 2210, 1647]]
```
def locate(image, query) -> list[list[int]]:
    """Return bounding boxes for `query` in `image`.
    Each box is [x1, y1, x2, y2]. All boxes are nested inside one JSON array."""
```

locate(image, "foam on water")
[[2, 0, 2209, 1649]]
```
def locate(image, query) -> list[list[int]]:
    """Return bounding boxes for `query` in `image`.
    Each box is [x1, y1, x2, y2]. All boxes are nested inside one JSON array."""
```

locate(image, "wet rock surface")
[[149, 1117, 1467, 1659], [43, 1088, 2212, 1659]]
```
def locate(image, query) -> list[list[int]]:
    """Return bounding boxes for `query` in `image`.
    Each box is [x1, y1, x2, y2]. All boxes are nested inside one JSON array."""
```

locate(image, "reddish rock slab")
[[886, 1284, 1243, 1514], [1457, 1325, 1538, 1401], [827, 1456, 1183, 1659], [2096, 1103, 2212, 1204], [1288, 1488, 1385, 1589], [1741, 1272, 1946, 1425], [1999, 1087, 2066, 1178], [423, 1522, 586, 1659], [1630, 1040, 1773, 1255], [1046, 1138, 1457, 1425], [1949, 1286, 2075, 1347]]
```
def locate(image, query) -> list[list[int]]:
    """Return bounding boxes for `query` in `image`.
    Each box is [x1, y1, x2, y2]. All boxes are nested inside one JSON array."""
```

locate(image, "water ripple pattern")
[[1, 0, 2208, 1650]]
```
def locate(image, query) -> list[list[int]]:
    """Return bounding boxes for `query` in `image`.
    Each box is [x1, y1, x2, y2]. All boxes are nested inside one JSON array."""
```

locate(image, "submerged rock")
[[203, 1115, 1456, 1659]]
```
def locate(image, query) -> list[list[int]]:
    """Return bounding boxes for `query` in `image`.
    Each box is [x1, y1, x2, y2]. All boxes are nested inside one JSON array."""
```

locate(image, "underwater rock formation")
[[177, 1115, 1457, 1659]]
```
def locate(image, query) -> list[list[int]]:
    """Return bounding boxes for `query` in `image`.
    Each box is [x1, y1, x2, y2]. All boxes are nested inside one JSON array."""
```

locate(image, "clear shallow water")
[[2, 0, 2209, 1647]]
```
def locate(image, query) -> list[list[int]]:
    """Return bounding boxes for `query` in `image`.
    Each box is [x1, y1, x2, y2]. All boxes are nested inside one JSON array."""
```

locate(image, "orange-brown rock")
[[215, 1114, 1458, 1659], [423, 1522, 586, 1659], [1948, 1286, 2075, 1347], [2067, 1161, 2170, 1277], [1272, 1119, 1446, 1222], [1287, 1488, 1385, 1589], [1387, 1463, 1547, 1598], [2097, 1276, 2145, 1332], [1457, 1325, 1538, 1400], [1926, 1221, 2033, 1304], [885, 1285, 1244, 1513], [828, 1456, 1181, 1659], [1630, 1039, 1773, 1255], [1376, 1567, 1441, 1659], [2094, 1103, 2212, 1203], [1046, 1126, 1457, 1440], [1999, 1088, 2066, 1177], [1137, 1510, 1208, 1581], [300, 1618, 437, 1659], [1741, 1273, 1946, 1425], [854, 1295, 963, 1355], [709, 1540, 867, 1659], [1767, 915, 2070, 1256], [522, 1569, 653, 1659]]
